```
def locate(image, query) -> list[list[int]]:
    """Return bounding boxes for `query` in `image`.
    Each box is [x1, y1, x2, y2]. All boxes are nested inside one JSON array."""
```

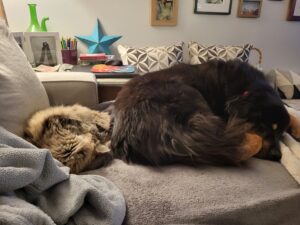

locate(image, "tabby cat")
[[24, 104, 112, 173]]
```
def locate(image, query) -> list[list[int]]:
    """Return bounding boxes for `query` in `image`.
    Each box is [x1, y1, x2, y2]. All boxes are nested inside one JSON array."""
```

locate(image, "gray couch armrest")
[[36, 72, 99, 107]]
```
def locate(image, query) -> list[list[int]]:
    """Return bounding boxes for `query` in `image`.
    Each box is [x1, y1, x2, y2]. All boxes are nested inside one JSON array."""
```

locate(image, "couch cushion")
[[0, 19, 50, 136], [283, 99, 300, 110], [117, 42, 184, 74], [188, 42, 253, 65], [269, 69, 300, 99], [36, 72, 99, 107], [87, 158, 300, 225]]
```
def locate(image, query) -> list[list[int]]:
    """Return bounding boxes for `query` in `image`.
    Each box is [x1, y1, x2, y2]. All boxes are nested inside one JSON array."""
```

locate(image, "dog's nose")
[[255, 137, 282, 161], [266, 138, 282, 161], [267, 147, 282, 161]]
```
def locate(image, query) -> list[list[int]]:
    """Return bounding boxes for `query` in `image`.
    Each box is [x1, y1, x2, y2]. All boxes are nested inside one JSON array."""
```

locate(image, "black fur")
[[110, 60, 290, 166]]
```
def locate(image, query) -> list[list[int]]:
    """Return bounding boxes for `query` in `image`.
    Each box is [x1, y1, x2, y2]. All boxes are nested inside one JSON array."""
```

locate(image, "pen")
[[61, 37, 77, 50]]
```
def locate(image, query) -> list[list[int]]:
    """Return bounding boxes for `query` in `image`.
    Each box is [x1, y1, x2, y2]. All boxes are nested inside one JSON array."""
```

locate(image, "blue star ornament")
[[75, 19, 122, 54]]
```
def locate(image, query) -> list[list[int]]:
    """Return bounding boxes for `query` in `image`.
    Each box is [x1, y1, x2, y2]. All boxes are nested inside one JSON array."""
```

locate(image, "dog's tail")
[[169, 113, 252, 165], [111, 108, 255, 166]]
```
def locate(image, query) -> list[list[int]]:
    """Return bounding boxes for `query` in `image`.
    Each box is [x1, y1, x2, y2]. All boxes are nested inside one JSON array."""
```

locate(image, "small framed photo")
[[151, 0, 178, 26], [287, 0, 300, 21], [194, 0, 232, 15], [23, 32, 62, 67], [12, 32, 25, 50], [237, 0, 262, 18]]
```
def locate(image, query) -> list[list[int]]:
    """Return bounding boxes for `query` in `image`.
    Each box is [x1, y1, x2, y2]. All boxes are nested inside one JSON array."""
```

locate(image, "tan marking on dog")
[[240, 133, 263, 161], [289, 114, 300, 139]]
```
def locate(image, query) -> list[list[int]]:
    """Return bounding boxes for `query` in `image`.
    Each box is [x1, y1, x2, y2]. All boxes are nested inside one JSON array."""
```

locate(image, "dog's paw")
[[240, 133, 263, 161], [289, 114, 300, 139]]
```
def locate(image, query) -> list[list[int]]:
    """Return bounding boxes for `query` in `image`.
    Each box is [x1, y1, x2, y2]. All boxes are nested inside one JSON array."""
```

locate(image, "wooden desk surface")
[[72, 65, 139, 102]]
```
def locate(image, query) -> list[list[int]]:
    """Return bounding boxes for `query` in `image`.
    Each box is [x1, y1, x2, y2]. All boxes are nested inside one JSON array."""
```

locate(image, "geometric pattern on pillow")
[[117, 42, 184, 74], [188, 41, 253, 65], [271, 69, 300, 99]]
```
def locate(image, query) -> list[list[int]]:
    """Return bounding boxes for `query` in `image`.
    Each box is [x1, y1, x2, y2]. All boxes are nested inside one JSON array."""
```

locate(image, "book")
[[79, 53, 107, 61], [79, 54, 115, 66], [91, 64, 135, 73]]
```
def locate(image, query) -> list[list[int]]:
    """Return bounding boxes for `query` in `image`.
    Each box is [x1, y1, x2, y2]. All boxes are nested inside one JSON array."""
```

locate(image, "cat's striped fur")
[[24, 104, 112, 173]]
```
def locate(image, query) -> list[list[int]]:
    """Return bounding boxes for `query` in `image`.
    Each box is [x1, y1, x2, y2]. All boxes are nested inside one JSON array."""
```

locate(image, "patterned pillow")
[[117, 42, 184, 74], [269, 69, 300, 99], [188, 42, 253, 65]]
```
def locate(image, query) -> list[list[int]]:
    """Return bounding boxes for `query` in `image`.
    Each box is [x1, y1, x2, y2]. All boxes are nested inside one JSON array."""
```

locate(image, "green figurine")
[[27, 4, 49, 32]]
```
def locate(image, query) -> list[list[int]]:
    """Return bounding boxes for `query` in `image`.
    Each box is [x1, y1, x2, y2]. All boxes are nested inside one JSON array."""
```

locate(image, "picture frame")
[[151, 0, 178, 26], [12, 32, 25, 50], [23, 32, 62, 67], [287, 0, 300, 21], [0, 0, 8, 24], [194, 0, 232, 15], [237, 0, 262, 18]]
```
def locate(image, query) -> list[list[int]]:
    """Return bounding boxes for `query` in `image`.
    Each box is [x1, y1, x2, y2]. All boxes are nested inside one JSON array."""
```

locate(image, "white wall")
[[3, 0, 300, 71]]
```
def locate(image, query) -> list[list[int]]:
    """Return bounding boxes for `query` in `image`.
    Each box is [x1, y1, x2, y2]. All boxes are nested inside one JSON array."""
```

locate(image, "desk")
[[72, 65, 138, 102], [97, 78, 131, 102]]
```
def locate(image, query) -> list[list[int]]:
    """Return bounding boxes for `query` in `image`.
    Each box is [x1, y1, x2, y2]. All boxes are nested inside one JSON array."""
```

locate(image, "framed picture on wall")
[[23, 32, 62, 67], [151, 0, 178, 26], [287, 0, 300, 21], [194, 0, 232, 15], [237, 0, 262, 18]]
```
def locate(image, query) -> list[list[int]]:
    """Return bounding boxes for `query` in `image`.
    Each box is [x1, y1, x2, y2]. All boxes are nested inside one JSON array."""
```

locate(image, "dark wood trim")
[[287, 0, 300, 21], [98, 85, 122, 102], [194, 0, 232, 15]]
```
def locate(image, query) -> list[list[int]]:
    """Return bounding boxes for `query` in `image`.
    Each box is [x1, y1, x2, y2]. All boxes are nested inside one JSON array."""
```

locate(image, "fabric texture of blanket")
[[0, 126, 126, 225]]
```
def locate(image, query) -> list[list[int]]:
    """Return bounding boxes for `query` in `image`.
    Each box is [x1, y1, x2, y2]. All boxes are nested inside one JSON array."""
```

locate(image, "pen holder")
[[61, 49, 78, 65]]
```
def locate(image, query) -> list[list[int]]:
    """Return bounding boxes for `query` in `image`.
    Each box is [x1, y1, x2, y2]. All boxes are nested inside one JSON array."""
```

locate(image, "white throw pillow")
[[0, 19, 50, 136], [117, 42, 184, 74], [188, 42, 253, 65], [269, 69, 300, 99]]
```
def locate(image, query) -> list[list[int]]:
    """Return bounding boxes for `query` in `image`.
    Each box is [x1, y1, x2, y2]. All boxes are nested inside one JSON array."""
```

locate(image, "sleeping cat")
[[24, 104, 112, 173]]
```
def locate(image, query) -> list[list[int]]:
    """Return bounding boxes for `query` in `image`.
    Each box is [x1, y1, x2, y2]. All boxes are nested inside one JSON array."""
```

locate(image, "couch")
[[1, 20, 300, 225], [10, 72, 300, 225]]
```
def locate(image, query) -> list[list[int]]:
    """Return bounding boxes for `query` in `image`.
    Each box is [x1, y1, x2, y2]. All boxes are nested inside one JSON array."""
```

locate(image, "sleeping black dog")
[[111, 60, 298, 166]]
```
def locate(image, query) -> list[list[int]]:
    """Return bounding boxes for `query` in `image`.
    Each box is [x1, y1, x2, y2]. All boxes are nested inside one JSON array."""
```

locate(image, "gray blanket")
[[0, 126, 125, 225]]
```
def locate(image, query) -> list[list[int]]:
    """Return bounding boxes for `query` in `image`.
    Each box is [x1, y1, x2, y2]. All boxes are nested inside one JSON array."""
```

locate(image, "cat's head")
[[47, 132, 111, 173]]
